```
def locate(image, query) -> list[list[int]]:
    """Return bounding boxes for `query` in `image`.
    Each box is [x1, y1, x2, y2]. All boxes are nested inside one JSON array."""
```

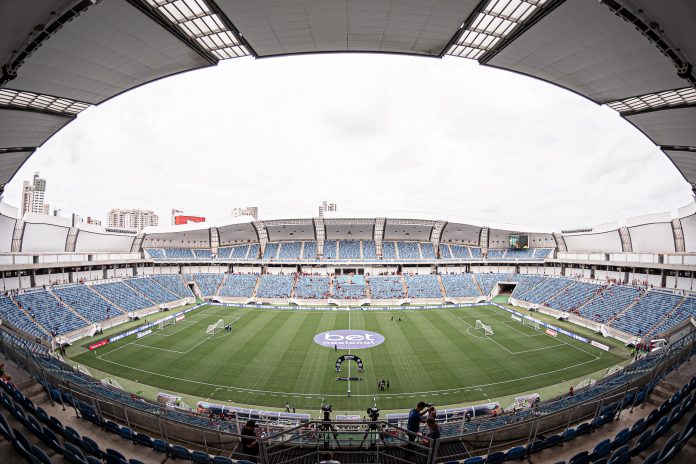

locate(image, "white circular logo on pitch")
[[314, 330, 385, 349]]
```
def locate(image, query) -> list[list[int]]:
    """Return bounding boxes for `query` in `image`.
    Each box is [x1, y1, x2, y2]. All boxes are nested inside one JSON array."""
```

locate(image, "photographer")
[[407, 402, 431, 442]]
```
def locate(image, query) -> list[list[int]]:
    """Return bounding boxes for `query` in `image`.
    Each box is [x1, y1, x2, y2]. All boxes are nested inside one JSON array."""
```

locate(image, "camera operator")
[[407, 402, 433, 442], [240, 420, 259, 461]]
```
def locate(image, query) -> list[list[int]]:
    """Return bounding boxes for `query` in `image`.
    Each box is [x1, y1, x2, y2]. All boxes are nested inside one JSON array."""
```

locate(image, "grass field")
[[71, 304, 625, 411]]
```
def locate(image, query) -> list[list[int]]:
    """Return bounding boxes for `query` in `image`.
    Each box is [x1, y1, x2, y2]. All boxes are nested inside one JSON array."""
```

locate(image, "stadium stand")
[[145, 248, 165, 259], [612, 290, 682, 336], [405, 274, 442, 298], [52, 285, 121, 323], [91, 281, 154, 312], [476, 273, 514, 295], [263, 242, 279, 260], [332, 275, 367, 299], [470, 247, 482, 260], [579, 285, 642, 324], [504, 248, 536, 260], [218, 274, 258, 298], [382, 241, 396, 259], [439, 244, 452, 259], [151, 275, 194, 298], [0, 295, 48, 340], [338, 240, 360, 260], [441, 274, 481, 297], [486, 249, 506, 260], [193, 249, 212, 259], [546, 281, 604, 312], [294, 276, 330, 299], [278, 241, 302, 259], [302, 241, 317, 259], [323, 240, 337, 259], [510, 275, 546, 299], [397, 242, 420, 260], [362, 240, 377, 259], [450, 245, 470, 259], [165, 248, 194, 259], [248, 243, 260, 259], [232, 244, 250, 259], [187, 273, 224, 296], [420, 242, 436, 259], [217, 247, 233, 258], [124, 277, 179, 304], [256, 274, 295, 298], [15, 290, 86, 336], [517, 277, 573, 304], [369, 276, 405, 299], [533, 248, 553, 259], [653, 296, 696, 335]]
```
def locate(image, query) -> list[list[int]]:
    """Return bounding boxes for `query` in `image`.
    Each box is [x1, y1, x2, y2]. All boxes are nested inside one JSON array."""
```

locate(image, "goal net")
[[475, 320, 494, 336], [206, 319, 225, 335], [158, 318, 175, 330], [523, 318, 540, 330]]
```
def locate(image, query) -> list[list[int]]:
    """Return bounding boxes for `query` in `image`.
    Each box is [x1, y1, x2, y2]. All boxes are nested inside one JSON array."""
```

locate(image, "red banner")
[[545, 328, 557, 338], [175, 314, 186, 322], [88, 339, 109, 350]]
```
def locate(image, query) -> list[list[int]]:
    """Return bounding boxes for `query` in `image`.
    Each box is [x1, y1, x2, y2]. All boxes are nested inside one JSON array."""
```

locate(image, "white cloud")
[[4, 54, 691, 229]]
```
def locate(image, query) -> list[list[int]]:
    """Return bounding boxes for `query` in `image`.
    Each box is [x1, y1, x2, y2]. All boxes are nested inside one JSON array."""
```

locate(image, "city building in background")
[[232, 206, 258, 219], [107, 208, 158, 232], [318, 201, 337, 217], [71, 214, 102, 227], [20, 172, 48, 216], [174, 215, 206, 225]]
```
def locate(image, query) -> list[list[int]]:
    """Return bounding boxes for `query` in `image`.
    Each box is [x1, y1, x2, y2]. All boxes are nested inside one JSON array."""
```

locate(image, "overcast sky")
[[3, 54, 692, 230]]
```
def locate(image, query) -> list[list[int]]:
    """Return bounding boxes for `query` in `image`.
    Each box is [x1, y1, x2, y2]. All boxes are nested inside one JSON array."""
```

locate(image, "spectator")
[[241, 420, 259, 460], [407, 402, 429, 442], [319, 451, 340, 464], [423, 418, 441, 447]]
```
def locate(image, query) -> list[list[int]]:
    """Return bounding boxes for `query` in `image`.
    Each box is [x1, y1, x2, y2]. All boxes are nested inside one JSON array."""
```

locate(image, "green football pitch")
[[72, 304, 625, 411]]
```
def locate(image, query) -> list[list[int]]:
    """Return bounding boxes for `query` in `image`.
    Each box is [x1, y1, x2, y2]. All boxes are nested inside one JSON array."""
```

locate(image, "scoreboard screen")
[[509, 234, 529, 249]]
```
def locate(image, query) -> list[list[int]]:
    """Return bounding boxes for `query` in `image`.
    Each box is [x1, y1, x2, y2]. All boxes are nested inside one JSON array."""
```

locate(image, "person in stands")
[[407, 402, 429, 442], [423, 418, 441, 447], [241, 420, 259, 460], [319, 451, 340, 464]]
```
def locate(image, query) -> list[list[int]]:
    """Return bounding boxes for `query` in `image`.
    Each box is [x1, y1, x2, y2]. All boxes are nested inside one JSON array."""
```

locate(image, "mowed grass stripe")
[[291, 311, 340, 396]]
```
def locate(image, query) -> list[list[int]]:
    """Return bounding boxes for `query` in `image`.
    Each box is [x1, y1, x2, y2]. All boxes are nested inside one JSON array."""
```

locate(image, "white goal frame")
[[475, 320, 494, 336], [206, 319, 225, 335], [523, 318, 540, 330], [158, 318, 176, 330]]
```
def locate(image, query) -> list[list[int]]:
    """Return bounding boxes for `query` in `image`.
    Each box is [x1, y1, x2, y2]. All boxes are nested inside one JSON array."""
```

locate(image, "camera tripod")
[[317, 411, 341, 448], [359, 415, 390, 449]]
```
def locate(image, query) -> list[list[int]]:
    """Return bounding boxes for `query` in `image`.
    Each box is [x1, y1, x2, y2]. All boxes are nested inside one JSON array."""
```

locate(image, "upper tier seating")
[[302, 241, 317, 259], [216, 247, 233, 258], [151, 275, 193, 298], [362, 240, 377, 259], [218, 274, 258, 297], [579, 285, 642, 323], [295, 276, 330, 299], [338, 240, 360, 259], [187, 273, 224, 296], [263, 242, 279, 259], [369, 276, 405, 299], [124, 277, 179, 304], [486, 249, 506, 260], [256, 274, 295, 298], [441, 274, 481, 297], [421, 243, 436, 259], [193, 249, 212, 259], [504, 248, 536, 260], [0, 295, 48, 340], [332, 275, 367, 299], [92, 281, 154, 311], [145, 248, 165, 259], [165, 248, 194, 259], [470, 247, 482, 259], [450, 245, 470, 259], [278, 241, 302, 259], [52, 285, 120, 323], [248, 243, 260, 259], [232, 245, 250, 259], [612, 290, 682, 335], [382, 241, 396, 259], [546, 282, 604, 312], [397, 242, 420, 260], [533, 248, 553, 259], [15, 290, 86, 336], [323, 240, 337, 259], [510, 275, 546, 298], [405, 275, 442, 298], [653, 296, 696, 334], [519, 277, 573, 304], [439, 244, 452, 259]]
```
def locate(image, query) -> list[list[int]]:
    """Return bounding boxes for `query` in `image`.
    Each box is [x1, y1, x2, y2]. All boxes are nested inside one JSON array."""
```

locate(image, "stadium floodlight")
[[606, 87, 696, 115], [448, 0, 548, 60], [145, 0, 249, 59], [205, 319, 225, 335], [0, 89, 91, 115], [475, 320, 494, 336]]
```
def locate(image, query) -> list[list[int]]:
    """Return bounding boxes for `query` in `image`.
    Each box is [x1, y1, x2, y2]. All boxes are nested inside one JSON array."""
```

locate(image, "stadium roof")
[[0, 0, 695, 192]]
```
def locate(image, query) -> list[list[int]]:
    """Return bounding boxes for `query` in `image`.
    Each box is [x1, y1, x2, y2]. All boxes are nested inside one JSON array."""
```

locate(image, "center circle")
[[313, 330, 385, 349]]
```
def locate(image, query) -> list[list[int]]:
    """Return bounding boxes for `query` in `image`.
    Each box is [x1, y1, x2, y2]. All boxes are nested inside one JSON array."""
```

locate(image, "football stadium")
[[1, 1, 696, 464]]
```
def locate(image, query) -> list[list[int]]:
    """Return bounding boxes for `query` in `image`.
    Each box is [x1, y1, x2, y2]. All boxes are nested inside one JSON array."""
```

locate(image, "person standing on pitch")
[[285, 402, 290, 412]]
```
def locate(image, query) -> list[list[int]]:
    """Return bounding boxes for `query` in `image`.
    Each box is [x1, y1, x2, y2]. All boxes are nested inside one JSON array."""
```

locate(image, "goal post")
[[158, 318, 176, 330], [206, 319, 225, 335], [475, 320, 494, 336], [523, 318, 540, 330]]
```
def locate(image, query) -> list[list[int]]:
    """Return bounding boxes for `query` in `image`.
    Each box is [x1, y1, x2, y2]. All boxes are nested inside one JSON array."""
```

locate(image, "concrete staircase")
[[437, 275, 447, 299], [251, 275, 262, 299], [472, 274, 485, 296], [8, 295, 51, 338], [89, 285, 127, 314], [47, 288, 91, 324], [607, 292, 644, 325], [647, 296, 686, 336], [401, 275, 408, 298]]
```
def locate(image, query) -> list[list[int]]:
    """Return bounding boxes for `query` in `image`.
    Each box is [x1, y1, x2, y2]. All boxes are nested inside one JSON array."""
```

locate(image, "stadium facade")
[[1, 0, 696, 463]]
